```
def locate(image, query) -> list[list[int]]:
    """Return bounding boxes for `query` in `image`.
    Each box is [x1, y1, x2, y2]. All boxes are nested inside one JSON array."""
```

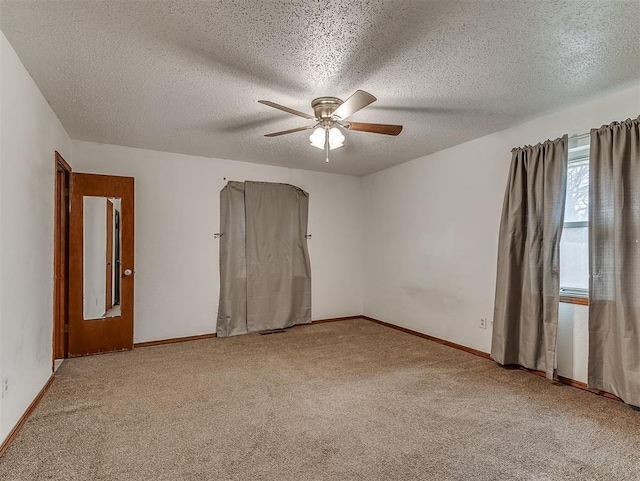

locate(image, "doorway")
[[54, 166, 135, 360], [53, 152, 71, 367]]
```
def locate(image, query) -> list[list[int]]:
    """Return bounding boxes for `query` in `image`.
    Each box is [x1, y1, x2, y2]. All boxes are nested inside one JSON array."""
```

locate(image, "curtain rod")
[[511, 132, 589, 153], [569, 132, 589, 140]]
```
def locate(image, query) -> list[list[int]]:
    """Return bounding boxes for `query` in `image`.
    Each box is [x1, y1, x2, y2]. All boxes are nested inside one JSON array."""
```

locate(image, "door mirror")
[[83, 196, 122, 320]]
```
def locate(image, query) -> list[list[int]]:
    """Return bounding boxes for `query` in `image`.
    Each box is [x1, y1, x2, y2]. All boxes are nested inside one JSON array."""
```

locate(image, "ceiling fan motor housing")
[[311, 97, 344, 120]]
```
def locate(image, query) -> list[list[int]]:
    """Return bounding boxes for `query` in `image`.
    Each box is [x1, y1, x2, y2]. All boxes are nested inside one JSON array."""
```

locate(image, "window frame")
[[560, 135, 590, 304]]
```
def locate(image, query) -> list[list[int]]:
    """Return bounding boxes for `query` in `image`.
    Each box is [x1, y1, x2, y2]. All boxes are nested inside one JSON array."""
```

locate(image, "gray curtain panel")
[[492, 136, 568, 379], [217, 181, 311, 337], [589, 117, 640, 407], [245, 181, 312, 332], [217, 182, 248, 337]]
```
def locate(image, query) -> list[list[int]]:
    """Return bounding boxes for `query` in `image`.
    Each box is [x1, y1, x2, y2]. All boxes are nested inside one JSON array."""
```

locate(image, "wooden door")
[[69, 173, 134, 357]]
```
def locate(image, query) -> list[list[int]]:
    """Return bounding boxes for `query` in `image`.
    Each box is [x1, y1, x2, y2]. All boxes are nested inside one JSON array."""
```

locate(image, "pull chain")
[[324, 128, 330, 163]]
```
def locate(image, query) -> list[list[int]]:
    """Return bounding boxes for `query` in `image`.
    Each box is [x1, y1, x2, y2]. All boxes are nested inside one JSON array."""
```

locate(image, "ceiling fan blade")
[[347, 122, 403, 136], [258, 100, 315, 120], [264, 125, 316, 137], [332, 90, 377, 120]]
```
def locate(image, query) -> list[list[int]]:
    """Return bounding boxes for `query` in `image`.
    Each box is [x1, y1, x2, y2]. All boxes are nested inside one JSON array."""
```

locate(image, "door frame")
[[105, 199, 114, 312], [53, 151, 72, 367]]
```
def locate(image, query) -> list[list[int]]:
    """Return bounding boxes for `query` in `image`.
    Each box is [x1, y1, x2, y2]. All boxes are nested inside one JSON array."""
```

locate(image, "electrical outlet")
[[479, 317, 487, 329], [1, 377, 8, 398]]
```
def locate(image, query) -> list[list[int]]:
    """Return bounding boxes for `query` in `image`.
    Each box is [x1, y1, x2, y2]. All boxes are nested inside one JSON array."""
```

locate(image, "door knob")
[[123, 269, 133, 276]]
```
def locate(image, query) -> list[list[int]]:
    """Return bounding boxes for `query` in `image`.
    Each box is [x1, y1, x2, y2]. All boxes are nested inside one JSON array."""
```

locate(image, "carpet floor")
[[1, 319, 639, 480]]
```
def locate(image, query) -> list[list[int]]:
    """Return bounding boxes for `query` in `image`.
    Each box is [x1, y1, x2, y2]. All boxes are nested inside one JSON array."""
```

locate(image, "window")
[[559, 135, 589, 298]]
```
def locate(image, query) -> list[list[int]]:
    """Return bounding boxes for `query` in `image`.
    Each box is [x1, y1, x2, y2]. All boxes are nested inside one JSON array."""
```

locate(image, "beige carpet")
[[1, 319, 639, 480]]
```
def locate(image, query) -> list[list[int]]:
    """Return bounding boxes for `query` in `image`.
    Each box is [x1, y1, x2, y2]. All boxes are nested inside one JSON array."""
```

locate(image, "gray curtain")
[[492, 136, 568, 379], [217, 181, 311, 337], [589, 117, 640, 407], [217, 182, 248, 337]]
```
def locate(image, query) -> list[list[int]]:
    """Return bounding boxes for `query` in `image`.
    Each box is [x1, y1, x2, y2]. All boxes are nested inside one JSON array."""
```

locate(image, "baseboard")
[[520, 368, 623, 402], [134, 333, 217, 348], [556, 376, 621, 401], [361, 315, 623, 404], [0, 374, 54, 458], [310, 316, 363, 324], [133, 316, 362, 348], [362, 315, 491, 359]]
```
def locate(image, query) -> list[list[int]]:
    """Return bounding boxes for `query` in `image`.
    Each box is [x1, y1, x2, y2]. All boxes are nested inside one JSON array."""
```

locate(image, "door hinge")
[[64, 324, 69, 334], [64, 188, 70, 197]]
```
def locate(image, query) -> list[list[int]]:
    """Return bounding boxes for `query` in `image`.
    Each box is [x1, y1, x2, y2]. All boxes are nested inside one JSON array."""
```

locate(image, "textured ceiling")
[[1, 1, 639, 176]]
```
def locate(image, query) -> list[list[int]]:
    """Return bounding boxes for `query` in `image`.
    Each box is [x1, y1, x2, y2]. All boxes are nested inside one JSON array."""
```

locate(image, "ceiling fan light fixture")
[[328, 127, 345, 149], [309, 127, 325, 149], [309, 127, 344, 150]]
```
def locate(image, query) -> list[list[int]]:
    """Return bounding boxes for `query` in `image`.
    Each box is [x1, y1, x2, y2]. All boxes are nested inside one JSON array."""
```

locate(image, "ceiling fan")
[[258, 90, 403, 163]]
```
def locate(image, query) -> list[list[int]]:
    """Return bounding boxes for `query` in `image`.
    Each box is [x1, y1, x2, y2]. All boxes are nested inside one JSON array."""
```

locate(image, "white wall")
[[71, 141, 363, 343], [557, 304, 589, 384], [361, 84, 640, 373], [0, 31, 72, 443]]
